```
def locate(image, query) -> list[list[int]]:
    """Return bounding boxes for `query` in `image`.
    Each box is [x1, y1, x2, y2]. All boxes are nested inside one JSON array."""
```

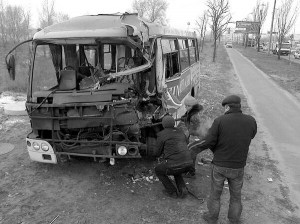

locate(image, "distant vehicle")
[[256, 44, 264, 50], [294, 49, 300, 59], [291, 46, 300, 55], [225, 42, 233, 48], [272, 43, 291, 55]]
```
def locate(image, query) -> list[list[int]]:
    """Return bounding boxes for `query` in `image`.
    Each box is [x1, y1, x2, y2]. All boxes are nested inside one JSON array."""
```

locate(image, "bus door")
[[155, 38, 191, 119]]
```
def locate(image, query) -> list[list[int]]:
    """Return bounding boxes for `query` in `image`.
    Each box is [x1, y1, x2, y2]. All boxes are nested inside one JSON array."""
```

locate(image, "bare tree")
[[38, 0, 56, 29], [275, 0, 299, 59], [0, 0, 7, 46], [38, 0, 56, 57], [3, 4, 31, 44], [252, 1, 269, 51], [195, 10, 208, 52], [132, 0, 148, 19], [132, 0, 169, 25], [56, 12, 70, 23], [207, 0, 232, 62]]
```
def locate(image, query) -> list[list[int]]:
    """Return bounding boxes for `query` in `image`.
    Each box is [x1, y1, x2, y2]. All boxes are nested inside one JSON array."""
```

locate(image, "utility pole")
[[267, 0, 277, 55]]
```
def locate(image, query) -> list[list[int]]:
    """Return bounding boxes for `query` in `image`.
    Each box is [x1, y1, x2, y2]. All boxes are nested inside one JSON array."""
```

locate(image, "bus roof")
[[33, 13, 196, 43]]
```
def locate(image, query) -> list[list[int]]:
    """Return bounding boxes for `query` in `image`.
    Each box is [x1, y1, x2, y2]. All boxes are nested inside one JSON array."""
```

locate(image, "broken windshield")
[[30, 41, 152, 102]]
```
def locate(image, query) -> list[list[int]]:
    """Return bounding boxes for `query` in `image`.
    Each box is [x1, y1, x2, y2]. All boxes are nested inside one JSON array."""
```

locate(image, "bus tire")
[[146, 137, 159, 158]]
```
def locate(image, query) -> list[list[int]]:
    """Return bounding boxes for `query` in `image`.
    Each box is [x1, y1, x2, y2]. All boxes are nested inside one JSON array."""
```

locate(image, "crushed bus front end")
[[24, 13, 166, 163], [26, 89, 162, 163], [6, 13, 201, 164]]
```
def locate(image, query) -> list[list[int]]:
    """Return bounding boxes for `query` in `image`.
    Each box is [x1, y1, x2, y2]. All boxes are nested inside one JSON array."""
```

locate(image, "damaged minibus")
[[5, 13, 201, 164]]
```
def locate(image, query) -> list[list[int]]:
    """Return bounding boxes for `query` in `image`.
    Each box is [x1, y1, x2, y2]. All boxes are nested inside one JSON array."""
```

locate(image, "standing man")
[[189, 95, 257, 224], [155, 116, 193, 199]]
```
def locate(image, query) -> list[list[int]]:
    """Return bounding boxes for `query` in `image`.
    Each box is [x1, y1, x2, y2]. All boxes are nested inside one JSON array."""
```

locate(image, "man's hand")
[[157, 156, 165, 164]]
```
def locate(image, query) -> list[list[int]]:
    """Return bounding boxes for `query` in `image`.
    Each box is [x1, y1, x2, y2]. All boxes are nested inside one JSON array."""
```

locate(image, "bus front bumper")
[[26, 138, 58, 164]]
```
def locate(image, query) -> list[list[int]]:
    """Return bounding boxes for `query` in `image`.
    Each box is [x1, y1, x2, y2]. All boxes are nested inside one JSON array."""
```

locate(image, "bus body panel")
[[155, 38, 165, 93]]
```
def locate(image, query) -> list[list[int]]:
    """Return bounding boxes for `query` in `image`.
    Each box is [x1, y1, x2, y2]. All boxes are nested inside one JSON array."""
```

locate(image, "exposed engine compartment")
[[27, 81, 166, 158]]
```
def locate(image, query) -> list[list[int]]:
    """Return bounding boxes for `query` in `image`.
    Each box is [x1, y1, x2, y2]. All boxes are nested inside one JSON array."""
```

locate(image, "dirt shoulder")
[[0, 44, 299, 224]]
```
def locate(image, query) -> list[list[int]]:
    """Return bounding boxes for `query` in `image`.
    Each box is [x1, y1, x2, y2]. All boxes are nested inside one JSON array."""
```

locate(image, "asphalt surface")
[[227, 48, 300, 208]]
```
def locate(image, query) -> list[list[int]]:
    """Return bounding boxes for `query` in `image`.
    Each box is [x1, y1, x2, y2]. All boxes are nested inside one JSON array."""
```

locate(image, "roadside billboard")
[[236, 21, 260, 34]]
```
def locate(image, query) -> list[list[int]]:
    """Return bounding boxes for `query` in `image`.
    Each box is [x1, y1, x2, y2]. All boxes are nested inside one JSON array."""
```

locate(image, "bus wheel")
[[146, 137, 159, 158]]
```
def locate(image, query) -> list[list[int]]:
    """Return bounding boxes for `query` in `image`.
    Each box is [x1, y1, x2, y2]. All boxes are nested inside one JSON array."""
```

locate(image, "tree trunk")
[[277, 38, 281, 60], [257, 27, 261, 52], [241, 35, 243, 44], [213, 36, 217, 62], [245, 34, 248, 49]]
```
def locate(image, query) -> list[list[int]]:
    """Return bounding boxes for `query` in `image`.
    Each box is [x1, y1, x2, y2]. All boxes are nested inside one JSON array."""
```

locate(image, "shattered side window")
[[32, 44, 58, 94], [179, 39, 189, 70], [164, 51, 180, 80]]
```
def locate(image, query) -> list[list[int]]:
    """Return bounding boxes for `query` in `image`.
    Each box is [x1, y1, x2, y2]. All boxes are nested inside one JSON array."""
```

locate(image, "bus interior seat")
[[58, 70, 77, 90], [78, 66, 91, 77]]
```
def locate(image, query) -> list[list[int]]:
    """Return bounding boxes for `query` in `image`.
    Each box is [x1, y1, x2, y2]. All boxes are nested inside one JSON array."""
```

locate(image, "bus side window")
[[179, 39, 189, 71], [164, 52, 179, 79], [171, 52, 179, 74], [189, 39, 196, 65], [162, 39, 180, 80]]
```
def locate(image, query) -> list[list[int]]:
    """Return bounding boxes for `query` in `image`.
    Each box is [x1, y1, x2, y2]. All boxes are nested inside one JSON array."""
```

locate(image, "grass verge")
[[233, 43, 300, 101]]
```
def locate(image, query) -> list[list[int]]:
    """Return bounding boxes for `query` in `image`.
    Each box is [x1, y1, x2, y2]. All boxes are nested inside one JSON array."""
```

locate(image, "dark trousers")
[[207, 164, 244, 223], [189, 141, 206, 173], [155, 163, 191, 193]]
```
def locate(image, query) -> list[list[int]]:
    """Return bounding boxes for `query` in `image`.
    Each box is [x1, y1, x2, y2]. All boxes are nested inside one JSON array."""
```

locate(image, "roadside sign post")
[[235, 21, 260, 48]]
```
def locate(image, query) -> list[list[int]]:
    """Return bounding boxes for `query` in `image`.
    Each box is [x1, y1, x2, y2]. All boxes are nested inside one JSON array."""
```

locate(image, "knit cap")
[[162, 116, 175, 128], [184, 95, 198, 106]]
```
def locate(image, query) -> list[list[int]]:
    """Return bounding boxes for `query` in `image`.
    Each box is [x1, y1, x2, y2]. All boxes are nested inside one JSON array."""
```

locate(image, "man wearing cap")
[[154, 115, 193, 199], [189, 95, 257, 224]]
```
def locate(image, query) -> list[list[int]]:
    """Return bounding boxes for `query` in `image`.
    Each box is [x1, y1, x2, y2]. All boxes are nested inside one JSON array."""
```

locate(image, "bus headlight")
[[117, 145, 127, 156], [32, 142, 40, 150], [41, 143, 49, 151]]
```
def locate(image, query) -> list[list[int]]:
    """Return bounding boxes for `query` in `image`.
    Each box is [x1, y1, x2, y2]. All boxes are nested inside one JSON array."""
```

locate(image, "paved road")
[[227, 48, 300, 207]]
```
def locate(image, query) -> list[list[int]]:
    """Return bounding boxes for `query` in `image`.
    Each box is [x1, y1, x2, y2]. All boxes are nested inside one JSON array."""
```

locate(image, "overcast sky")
[[6, 0, 300, 34]]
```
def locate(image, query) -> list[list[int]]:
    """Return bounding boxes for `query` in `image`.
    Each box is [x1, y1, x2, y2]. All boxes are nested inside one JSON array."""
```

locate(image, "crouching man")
[[155, 116, 193, 199]]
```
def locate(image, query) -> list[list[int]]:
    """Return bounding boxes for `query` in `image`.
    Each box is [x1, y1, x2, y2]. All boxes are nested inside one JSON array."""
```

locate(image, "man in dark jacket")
[[155, 116, 193, 199], [188, 95, 257, 224]]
